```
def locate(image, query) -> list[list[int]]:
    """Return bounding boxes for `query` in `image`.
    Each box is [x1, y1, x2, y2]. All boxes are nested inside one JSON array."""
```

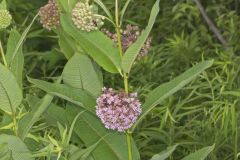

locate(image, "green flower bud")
[[0, 10, 12, 29], [72, 2, 104, 32]]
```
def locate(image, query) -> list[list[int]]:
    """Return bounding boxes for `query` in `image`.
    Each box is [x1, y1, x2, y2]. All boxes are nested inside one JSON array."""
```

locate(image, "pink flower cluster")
[[96, 88, 142, 132], [39, 0, 60, 30], [102, 24, 152, 60]]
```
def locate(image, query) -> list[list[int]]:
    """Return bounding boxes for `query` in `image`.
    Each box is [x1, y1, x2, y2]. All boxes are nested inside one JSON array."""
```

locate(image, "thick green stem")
[[115, 2, 129, 93], [115, 1, 132, 159], [127, 131, 133, 160]]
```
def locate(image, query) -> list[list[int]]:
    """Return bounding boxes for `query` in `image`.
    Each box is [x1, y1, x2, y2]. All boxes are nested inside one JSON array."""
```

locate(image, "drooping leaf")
[[61, 14, 121, 73], [0, 63, 22, 113], [132, 60, 213, 131], [94, 0, 113, 20], [63, 53, 102, 97], [182, 145, 215, 160], [66, 105, 141, 160], [6, 29, 24, 88], [120, 0, 132, 25], [0, 135, 33, 160], [151, 145, 178, 160], [28, 77, 96, 113], [122, 0, 160, 73]]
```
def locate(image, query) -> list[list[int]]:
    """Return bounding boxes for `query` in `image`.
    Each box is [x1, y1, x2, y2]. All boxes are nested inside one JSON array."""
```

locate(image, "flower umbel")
[[96, 88, 142, 132], [0, 10, 12, 29], [72, 1, 104, 32], [39, 0, 60, 30], [102, 25, 152, 60]]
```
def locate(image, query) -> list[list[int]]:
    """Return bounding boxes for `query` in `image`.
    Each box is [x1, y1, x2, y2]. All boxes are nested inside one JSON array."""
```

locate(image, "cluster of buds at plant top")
[[96, 87, 142, 132], [72, 1, 104, 32], [102, 25, 152, 60], [0, 9, 12, 29], [39, 0, 60, 30]]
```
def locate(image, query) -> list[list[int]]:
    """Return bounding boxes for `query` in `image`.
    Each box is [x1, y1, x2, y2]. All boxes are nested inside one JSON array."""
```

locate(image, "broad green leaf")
[[66, 105, 141, 160], [182, 145, 215, 160], [0, 63, 22, 113], [58, 30, 75, 59], [18, 95, 54, 140], [28, 77, 96, 113], [61, 14, 121, 73], [63, 53, 102, 97], [0, 135, 33, 160], [122, 0, 160, 73], [132, 60, 213, 131], [6, 29, 24, 88], [151, 145, 178, 160]]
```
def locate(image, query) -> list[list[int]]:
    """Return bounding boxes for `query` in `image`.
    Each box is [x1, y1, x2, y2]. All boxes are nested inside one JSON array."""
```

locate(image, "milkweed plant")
[[0, 0, 215, 159]]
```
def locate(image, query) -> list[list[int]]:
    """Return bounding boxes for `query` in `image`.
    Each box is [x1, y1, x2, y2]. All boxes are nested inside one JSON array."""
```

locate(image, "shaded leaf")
[[6, 29, 24, 88], [0, 63, 22, 113], [58, 30, 75, 59]]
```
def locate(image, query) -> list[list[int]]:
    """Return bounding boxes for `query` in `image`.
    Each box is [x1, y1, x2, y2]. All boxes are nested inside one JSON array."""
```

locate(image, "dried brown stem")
[[193, 0, 228, 47]]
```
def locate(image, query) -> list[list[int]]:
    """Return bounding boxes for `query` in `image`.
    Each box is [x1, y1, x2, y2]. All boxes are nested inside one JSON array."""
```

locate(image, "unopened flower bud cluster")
[[72, 1, 104, 32], [96, 87, 142, 132], [102, 25, 152, 60], [39, 0, 60, 30], [0, 10, 12, 29]]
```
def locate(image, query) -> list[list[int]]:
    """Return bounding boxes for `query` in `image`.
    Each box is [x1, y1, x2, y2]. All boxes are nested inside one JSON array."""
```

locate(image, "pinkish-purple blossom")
[[96, 87, 142, 132]]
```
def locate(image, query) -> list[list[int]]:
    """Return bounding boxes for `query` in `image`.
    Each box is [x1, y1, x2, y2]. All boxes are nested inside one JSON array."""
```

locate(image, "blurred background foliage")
[[3, 0, 240, 159]]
